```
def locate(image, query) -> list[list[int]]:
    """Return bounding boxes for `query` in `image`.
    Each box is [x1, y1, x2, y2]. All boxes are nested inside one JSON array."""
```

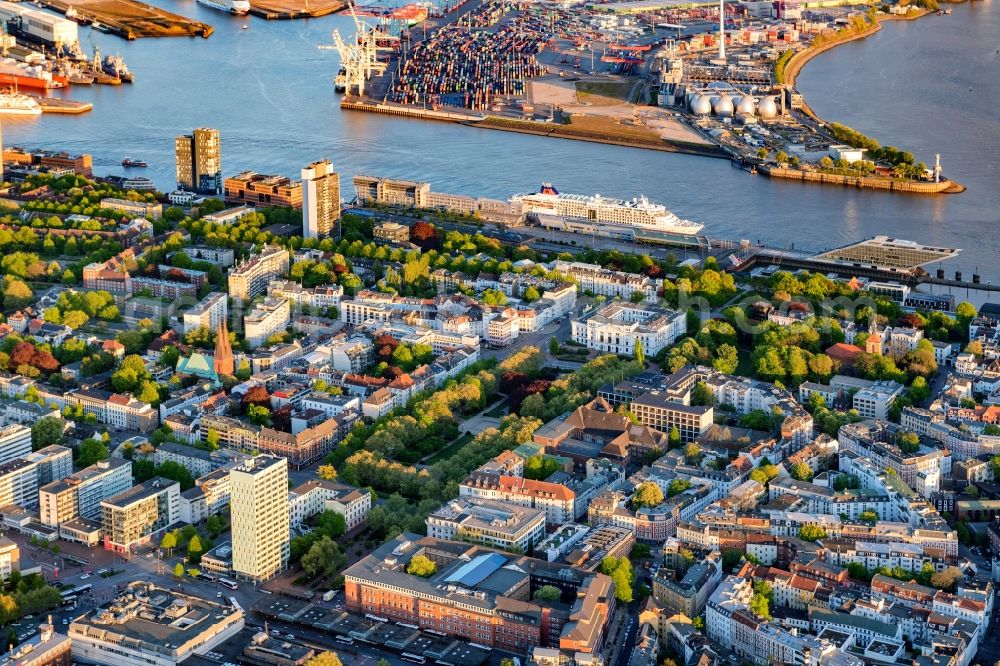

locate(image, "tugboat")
[[121, 158, 148, 168], [102, 54, 132, 83], [88, 46, 120, 85], [334, 67, 346, 92]]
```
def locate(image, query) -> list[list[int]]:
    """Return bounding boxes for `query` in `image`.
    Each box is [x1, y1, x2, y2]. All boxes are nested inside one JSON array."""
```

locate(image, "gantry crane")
[[328, 2, 387, 97]]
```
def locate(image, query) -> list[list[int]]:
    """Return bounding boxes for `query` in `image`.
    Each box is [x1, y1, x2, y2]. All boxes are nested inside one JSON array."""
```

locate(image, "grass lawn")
[[736, 346, 756, 377], [425, 433, 474, 465], [575, 81, 632, 103], [485, 404, 508, 418]]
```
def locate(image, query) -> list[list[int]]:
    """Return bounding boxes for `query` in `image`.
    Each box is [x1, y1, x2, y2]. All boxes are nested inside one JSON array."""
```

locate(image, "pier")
[[247, 0, 347, 19], [35, 0, 213, 39], [759, 164, 965, 194], [26, 95, 92, 114]]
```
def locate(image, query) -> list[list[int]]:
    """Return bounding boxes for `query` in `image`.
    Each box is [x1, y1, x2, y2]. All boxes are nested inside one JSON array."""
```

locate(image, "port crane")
[[327, 2, 387, 97]]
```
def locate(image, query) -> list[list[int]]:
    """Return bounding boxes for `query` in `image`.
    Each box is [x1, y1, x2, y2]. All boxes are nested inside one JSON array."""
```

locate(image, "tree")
[[684, 442, 701, 464], [633, 482, 665, 508], [668, 426, 681, 449], [775, 150, 789, 164], [667, 478, 692, 497], [634, 339, 645, 365], [789, 462, 813, 482], [929, 566, 964, 591], [798, 525, 828, 542], [302, 537, 343, 580], [173, 562, 184, 577], [549, 336, 560, 355], [187, 535, 204, 563], [750, 464, 779, 486], [247, 404, 271, 426], [205, 515, 224, 538], [161, 531, 177, 555], [756, 147, 769, 160], [897, 431, 920, 455], [523, 286, 541, 302], [858, 510, 878, 523], [206, 429, 220, 451], [75, 438, 108, 468], [599, 556, 634, 603], [31, 416, 64, 450], [305, 653, 344, 666], [690, 382, 713, 407], [407, 554, 437, 577], [533, 585, 561, 602], [749, 590, 771, 621], [317, 465, 338, 481]]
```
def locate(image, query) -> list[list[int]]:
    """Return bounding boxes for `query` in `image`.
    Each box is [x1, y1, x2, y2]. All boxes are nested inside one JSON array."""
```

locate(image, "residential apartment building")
[[0, 424, 32, 465], [228, 245, 290, 300], [268, 280, 343, 311], [652, 555, 723, 617], [99, 198, 163, 220], [302, 160, 340, 239], [224, 172, 302, 208], [288, 478, 372, 530], [23, 444, 72, 486], [374, 222, 409, 245], [244, 297, 290, 348], [100, 478, 180, 555], [65, 389, 158, 433], [353, 175, 430, 208], [552, 260, 663, 303], [0, 458, 38, 508], [426, 497, 546, 553], [230, 456, 290, 581], [182, 291, 228, 334], [572, 303, 685, 356], [175, 127, 222, 194], [39, 458, 133, 526]]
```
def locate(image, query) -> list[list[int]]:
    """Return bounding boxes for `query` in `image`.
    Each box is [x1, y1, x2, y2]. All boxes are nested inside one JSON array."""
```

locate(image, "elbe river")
[[4, 0, 999, 277]]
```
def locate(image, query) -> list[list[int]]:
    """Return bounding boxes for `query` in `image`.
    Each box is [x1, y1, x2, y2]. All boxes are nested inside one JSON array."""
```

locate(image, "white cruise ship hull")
[[0, 106, 42, 115], [197, 0, 251, 14]]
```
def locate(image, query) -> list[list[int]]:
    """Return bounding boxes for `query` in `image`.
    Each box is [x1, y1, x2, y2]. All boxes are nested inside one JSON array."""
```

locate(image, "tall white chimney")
[[719, 0, 726, 60]]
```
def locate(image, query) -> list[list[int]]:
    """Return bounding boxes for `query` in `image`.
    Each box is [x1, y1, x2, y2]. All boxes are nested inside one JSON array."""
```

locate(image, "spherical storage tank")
[[757, 95, 778, 119], [713, 94, 734, 117], [736, 95, 756, 116], [690, 94, 712, 115]]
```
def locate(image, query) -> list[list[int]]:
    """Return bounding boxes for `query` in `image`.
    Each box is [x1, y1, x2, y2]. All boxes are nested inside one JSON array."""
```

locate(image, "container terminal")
[[333, 0, 960, 194]]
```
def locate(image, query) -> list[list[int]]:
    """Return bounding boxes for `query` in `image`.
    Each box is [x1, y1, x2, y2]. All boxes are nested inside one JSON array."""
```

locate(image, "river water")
[[3, 0, 998, 276]]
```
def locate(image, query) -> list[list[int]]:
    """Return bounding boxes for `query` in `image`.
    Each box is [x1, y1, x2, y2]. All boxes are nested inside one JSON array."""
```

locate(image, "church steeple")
[[214, 320, 234, 376]]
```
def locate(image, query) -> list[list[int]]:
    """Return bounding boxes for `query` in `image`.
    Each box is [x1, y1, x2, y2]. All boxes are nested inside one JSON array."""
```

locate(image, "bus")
[[60, 595, 77, 607], [401, 654, 426, 664], [219, 578, 238, 590], [73, 584, 93, 597], [335, 636, 354, 646]]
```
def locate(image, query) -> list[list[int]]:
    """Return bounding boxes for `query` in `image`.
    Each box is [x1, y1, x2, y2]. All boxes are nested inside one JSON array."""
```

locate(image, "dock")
[[27, 95, 92, 114], [247, 0, 347, 19], [35, 0, 213, 40]]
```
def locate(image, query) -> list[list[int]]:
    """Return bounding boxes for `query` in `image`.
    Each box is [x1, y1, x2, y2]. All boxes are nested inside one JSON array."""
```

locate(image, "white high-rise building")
[[230, 456, 289, 581], [301, 160, 341, 239], [0, 425, 31, 466]]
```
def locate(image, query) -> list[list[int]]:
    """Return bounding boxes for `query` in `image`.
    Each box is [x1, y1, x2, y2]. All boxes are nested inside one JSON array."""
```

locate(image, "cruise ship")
[[0, 91, 41, 115], [196, 0, 251, 14], [510, 183, 704, 236]]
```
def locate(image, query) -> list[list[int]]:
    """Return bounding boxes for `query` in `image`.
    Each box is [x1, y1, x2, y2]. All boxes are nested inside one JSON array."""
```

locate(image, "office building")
[[459, 472, 576, 525], [100, 478, 180, 555], [3, 621, 71, 666], [230, 456, 289, 581], [426, 497, 546, 553], [344, 534, 615, 657], [244, 296, 290, 348], [175, 127, 221, 194], [39, 458, 132, 526], [69, 582, 244, 666], [182, 291, 228, 334], [0, 424, 31, 466], [224, 171, 302, 208], [301, 160, 340, 239], [228, 245, 289, 300], [572, 303, 685, 356]]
